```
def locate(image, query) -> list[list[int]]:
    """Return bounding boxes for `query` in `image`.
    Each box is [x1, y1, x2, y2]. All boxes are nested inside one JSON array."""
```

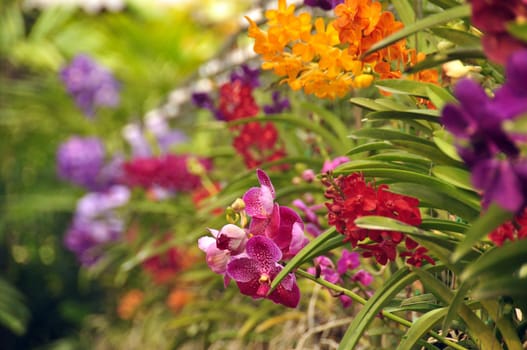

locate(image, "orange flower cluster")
[[247, 0, 439, 99]]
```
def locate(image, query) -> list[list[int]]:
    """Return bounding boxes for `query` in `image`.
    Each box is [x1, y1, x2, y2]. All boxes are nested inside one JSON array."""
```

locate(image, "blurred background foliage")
[[0, 0, 251, 348]]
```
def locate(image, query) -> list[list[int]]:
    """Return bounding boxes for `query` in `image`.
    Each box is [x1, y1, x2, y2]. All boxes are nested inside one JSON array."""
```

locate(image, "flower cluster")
[[57, 136, 123, 191], [441, 50, 527, 212], [307, 250, 372, 307], [64, 185, 130, 265], [192, 65, 290, 169], [470, 0, 527, 64], [246, 0, 439, 99], [198, 169, 309, 308], [123, 154, 212, 193], [488, 208, 527, 246], [60, 54, 120, 117], [323, 173, 433, 266]]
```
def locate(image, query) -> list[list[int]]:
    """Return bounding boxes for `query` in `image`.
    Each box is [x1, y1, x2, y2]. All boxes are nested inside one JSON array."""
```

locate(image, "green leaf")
[[412, 268, 502, 349], [429, 27, 482, 47], [269, 228, 340, 293], [433, 129, 463, 161], [347, 141, 394, 156], [432, 165, 474, 192], [392, 0, 415, 26], [350, 128, 435, 145], [472, 276, 527, 300], [349, 97, 388, 111], [0, 277, 29, 335], [452, 204, 514, 262], [338, 267, 415, 350], [300, 102, 352, 150], [364, 110, 440, 124], [460, 239, 527, 282], [441, 282, 472, 335], [375, 80, 455, 105], [420, 218, 469, 234], [406, 47, 486, 74], [362, 5, 471, 58], [397, 307, 449, 350]]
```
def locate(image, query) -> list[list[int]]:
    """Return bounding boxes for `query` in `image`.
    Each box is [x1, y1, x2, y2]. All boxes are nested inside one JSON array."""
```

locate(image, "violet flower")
[[57, 136, 105, 190], [307, 256, 341, 284], [263, 91, 291, 115], [230, 64, 260, 88], [60, 54, 120, 117], [64, 185, 130, 265], [226, 236, 300, 308], [304, 0, 344, 10], [215, 224, 248, 255], [352, 270, 373, 286], [337, 249, 360, 275]]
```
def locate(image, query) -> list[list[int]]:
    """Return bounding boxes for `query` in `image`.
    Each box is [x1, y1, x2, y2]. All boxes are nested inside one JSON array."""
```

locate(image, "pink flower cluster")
[[198, 169, 309, 308]]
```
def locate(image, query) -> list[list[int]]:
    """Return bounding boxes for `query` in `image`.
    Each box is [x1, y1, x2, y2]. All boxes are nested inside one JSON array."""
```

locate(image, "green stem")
[[296, 269, 469, 350]]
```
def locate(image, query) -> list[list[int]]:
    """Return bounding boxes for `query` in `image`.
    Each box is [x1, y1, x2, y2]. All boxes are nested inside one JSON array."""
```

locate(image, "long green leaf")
[[452, 204, 513, 262], [441, 282, 472, 335], [300, 102, 352, 150], [364, 110, 440, 123], [412, 268, 502, 349], [406, 48, 486, 74], [431, 165, 474, 192], [362, 5, 471, 58], [396, 307, 448, 350], [460, 238, 527, 282], [429, 27, 482, 47]]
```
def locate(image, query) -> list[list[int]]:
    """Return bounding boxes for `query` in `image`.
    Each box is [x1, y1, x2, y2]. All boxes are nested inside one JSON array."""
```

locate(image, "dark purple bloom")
[[304, 0, 344, 10], [263, 91, 291, 115], [60, 54, 120, 117], [226, 235, 300, 308], [230, 64, 260, 88], [57, 136, 105, 190], [441, 79, 518, 159], [191, 92, 215, 110], [492, 50, 527, 120], [64, 185, 130, 265]]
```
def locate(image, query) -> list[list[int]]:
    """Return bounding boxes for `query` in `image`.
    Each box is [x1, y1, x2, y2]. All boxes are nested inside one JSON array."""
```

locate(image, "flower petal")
[[227, 257, 259, 282], [245, 236, 282, 270], [256, 169, 275, 198]]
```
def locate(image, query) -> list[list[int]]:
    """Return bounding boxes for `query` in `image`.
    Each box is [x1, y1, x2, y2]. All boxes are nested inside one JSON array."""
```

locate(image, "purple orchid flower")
[[198, 229, 232, 275], [244, 170, 308, 259], [263, 91, 291, 115], [352, 270, 373, 286], [230, 64, 260, 88], [60, 54, 120, 117], [307, 256, 341, 284], [227, 235, 300, 308], [337, 249, 360, 275], [304, 0, 344, 10]]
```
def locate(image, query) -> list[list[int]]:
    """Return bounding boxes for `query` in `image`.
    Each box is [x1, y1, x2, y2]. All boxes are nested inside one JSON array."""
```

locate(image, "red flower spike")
[[325, 172, 432, 267]]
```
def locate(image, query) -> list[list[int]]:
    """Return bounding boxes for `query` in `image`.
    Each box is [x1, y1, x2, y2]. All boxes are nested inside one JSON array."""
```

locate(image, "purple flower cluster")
[[123, 115, 187, 158], [198, 169, 309, 308], [60, 54, 120, 117], [304, 0, 344, 10], [441, 50, 527, 212], [56, 136, 122, 191], [308, 250, 372, 307], [64, 185, 130, 265]]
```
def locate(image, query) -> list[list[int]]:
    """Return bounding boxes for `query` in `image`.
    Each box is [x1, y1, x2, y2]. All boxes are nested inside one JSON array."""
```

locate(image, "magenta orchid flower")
[[243, 169, 275, 218], [321, 156, 350, 173], [352, 270, 373, 286], [337, 249, 360, 275], [216, 224, 248, 255], [226, 235, 300, 308], [198, 231, 231, 275]]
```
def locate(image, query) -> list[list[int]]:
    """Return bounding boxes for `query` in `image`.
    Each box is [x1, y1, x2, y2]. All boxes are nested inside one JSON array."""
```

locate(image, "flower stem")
[[296, 269, 468, 350]]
